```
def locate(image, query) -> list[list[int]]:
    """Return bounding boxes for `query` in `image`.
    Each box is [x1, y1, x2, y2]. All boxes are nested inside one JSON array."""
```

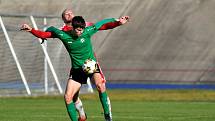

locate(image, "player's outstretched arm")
[[98, 21, 121, 30], [20, 24, 52, 39], [94, 18, 118, 30], [99, 16, 130, 30], [86, 17, 129, 35], [87, 20, 123, 31], [96, 16, 130, 30]]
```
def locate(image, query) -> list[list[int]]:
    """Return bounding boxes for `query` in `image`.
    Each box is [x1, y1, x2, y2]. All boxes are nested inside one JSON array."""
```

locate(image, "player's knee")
[[96, 83, 106, 92], [64, 94, 73, 104]]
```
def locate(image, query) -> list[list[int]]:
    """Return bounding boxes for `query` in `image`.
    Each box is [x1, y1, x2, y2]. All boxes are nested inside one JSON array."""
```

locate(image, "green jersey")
[[46, 18, 116, 69]]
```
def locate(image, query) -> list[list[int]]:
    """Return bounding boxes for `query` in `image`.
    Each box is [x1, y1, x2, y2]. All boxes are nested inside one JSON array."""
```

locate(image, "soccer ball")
[[82, 59, 97, 74]]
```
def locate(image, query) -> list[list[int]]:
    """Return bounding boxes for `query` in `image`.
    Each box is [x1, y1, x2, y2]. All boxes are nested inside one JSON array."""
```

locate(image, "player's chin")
[[65, 20, 72, 23], [75, 32, 82, 37], [77, 34, 82, 37]]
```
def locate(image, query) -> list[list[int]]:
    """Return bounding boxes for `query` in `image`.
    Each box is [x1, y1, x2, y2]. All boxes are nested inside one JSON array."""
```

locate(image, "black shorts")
[[69, 64, 100, 84]]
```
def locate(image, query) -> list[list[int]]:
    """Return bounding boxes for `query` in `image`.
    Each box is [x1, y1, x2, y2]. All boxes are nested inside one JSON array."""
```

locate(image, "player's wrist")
[[115, 18, 123, 25], [29, 28, 35, 32], [115, 18, 119, 21]]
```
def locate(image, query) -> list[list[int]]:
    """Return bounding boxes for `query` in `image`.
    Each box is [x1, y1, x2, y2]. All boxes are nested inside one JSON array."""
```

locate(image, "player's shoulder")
[[46, 26, 58, 31], [60, 25, 73, 31], [86, 22, 94, 27]]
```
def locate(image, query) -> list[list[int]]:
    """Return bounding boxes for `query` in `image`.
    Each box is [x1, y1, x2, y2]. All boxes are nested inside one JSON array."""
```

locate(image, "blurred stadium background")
[[1, 0, 215, 96]]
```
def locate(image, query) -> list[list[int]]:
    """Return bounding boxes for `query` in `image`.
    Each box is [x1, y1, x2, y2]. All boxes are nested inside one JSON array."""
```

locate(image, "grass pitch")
[[0, 89, 215, 121]]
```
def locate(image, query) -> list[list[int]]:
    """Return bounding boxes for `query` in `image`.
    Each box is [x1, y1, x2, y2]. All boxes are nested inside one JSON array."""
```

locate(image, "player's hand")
[[20, 24, 32, 32], [119, 16, 130, 25]]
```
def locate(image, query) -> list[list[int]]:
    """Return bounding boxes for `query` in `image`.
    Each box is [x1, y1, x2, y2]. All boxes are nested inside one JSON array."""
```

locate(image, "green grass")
[[1, 89, 215, 121]]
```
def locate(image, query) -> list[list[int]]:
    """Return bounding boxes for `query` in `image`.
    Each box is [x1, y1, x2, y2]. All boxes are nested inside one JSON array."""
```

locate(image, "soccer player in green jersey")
[[21, 15, 129, 121], [21, 8, 127, 121], [47, 16, 128, 121]]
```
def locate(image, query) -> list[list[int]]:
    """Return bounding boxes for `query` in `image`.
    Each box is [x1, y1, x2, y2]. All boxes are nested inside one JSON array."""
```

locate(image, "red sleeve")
[[86, 22, 94, 27], [98, 21, 121, 30], [30, 28, 53, 39]]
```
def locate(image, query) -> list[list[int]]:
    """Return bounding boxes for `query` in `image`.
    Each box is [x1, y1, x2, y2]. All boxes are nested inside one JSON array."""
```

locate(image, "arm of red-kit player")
[[98, 21, 121, 30], [86, 21, 121, 30], [30, 28, 53, 39]]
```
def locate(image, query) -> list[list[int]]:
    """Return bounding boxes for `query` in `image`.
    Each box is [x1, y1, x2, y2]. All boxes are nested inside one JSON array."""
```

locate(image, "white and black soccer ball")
[[82, 59, 97, 74]]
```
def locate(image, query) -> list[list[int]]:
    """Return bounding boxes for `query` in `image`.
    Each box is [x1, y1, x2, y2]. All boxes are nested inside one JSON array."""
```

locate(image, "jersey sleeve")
[[98, 21, 121, 30], [30, 28, 53, 39], [46, 26, 70, 42], [94, 18, 117, 30], [85, 18, 117, 36]]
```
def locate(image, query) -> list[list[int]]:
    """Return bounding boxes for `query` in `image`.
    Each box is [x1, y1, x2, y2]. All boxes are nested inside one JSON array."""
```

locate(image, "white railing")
[[0, 16, 31, 95], [30, 15, 63, 94], [0, 14, 94, 95]]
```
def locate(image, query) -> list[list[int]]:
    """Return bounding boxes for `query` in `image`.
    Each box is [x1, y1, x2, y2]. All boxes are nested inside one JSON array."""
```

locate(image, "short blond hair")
[[61, 8, 73, 19]]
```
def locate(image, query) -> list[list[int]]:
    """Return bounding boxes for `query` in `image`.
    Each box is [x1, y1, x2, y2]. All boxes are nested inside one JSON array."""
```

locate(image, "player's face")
[[74, 27, 84, 37], [63, 10, 74, 23]]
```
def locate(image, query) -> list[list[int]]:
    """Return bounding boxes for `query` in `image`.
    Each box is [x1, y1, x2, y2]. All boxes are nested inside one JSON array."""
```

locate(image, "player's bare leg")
[[93, 73, 112, 121], [65, 79, 82, 121]]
